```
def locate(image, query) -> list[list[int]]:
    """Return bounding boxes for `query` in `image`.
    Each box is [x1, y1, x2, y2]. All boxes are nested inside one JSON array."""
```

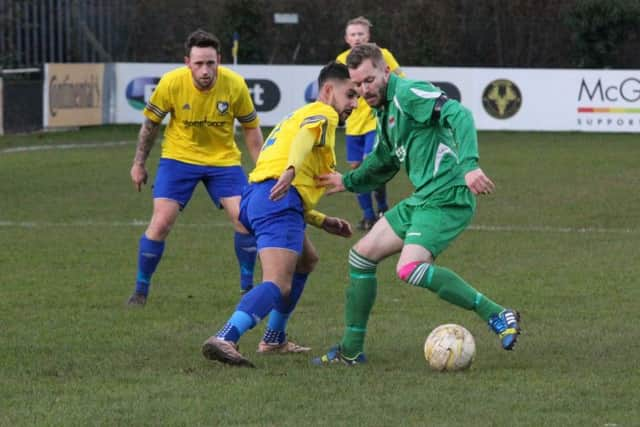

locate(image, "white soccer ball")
[[424, 324, 476, 371]]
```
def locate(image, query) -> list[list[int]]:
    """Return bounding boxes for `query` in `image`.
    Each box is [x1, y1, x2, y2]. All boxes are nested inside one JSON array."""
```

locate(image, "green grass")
[[1, 126, 639, 426]]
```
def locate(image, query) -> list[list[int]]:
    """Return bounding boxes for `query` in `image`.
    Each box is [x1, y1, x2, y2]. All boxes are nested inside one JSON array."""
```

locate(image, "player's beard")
[[196, 77, 213, 90], [364, 84, 385, 108], [338, 108, 353, 126]]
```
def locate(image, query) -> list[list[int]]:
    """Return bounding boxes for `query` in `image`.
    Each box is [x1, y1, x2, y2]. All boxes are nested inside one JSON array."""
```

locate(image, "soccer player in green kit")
[[314, 44, 521, 365]]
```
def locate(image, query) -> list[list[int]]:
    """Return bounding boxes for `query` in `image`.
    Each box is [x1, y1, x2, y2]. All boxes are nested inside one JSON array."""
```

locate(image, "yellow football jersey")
[[336, 47, 403, 136], [143, 66, 259, 166], [249, 101, 338, 211]]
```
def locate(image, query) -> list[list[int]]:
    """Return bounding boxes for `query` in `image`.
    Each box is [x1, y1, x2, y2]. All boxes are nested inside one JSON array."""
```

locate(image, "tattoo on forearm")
[[134, 119, 160, 164]]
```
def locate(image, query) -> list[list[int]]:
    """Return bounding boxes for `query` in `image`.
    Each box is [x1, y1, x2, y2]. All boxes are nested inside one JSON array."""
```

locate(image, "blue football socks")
[[135, 234, 165, 296], [373, 185, 388, 213], [357, 193, 376, 220], [234, 231, 257, 292], [263, 272, 308, 344], [217, 281, 282, 343]]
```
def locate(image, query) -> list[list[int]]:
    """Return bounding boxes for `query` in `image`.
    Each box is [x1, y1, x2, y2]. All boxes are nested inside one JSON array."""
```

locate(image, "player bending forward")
[[201, 62, 358, 367], [314, 44, 521, 366]]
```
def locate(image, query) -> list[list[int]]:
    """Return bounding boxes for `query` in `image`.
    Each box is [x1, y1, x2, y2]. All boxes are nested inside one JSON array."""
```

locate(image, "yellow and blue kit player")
[[127, 29, 264, 306], [201, 62, 358, 366]]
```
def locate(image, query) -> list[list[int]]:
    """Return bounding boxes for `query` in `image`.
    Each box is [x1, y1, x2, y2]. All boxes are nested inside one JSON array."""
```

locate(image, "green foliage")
[[1, 126, 639, 426], [564, 0, 640, 68]]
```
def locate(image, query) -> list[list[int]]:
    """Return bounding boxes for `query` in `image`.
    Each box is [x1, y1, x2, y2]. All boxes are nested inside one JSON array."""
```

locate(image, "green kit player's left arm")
[[342, 139, 400, 193], [317, 141, 399, 195], [437, 98, 495, 195]]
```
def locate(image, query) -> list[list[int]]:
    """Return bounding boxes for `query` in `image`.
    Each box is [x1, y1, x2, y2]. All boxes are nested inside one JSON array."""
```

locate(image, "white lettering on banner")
[[249, 82, 265, 106]]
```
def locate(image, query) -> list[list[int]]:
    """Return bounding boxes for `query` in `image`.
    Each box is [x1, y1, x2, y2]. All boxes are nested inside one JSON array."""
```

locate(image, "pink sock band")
[[398, 261, 423, 281]]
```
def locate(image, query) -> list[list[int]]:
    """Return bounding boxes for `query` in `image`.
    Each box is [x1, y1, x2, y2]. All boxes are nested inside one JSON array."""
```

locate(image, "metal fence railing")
[[0, 0, 131, 69]]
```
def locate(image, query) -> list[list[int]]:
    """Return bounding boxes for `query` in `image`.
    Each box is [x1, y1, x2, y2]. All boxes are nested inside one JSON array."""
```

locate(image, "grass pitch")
[[1, 126, 639, 426]]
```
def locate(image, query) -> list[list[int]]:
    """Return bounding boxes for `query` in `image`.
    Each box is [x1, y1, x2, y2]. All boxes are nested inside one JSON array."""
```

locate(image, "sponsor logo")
[[578, 77, 640, 103], [482, 79, 522, 119], [245, 79, 280, 111], [577, 77, 640, 129], [388, 116, 395, 128], [432, 82, 461, 102], [49, 74, 101, 117], [182, 103, 190, 110], [217, 101, 229, 114], [304, 80, 319, 103], [125, 77, 160, 110], [183, 118, 227, 128]]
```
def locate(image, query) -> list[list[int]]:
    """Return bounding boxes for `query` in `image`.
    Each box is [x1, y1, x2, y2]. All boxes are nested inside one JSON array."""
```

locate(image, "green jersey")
[[343, 73, 480, 206]]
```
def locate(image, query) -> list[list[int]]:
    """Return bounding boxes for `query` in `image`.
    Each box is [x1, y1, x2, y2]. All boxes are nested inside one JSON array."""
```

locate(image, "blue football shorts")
[[238, 179, 306, 253], [346, 130, 377, 163], [152, 158, 248, 210]]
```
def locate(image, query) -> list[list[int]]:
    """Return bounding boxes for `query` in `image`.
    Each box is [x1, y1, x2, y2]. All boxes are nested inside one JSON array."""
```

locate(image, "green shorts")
[[385, 186, 476, 257]]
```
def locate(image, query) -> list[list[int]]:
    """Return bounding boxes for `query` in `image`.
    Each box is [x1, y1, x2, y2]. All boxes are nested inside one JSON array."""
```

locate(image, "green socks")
[[339, 250, 504, 358], [421, 265, 503, 321], [340, 250, 378, 358]]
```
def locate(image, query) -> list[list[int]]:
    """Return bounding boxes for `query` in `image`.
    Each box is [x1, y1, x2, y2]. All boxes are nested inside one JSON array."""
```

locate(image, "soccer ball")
[[424, 324, 476, 371]]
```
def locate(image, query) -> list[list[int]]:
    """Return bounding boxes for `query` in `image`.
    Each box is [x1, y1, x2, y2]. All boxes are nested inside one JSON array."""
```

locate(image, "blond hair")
[[346, 16, 372, 29]]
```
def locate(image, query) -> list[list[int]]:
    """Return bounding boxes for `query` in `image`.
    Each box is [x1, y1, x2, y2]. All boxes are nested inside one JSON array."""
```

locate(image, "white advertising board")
[[406, 67, 640, 132], [113, 63, 640, 132], [114, 63, 321, 126]]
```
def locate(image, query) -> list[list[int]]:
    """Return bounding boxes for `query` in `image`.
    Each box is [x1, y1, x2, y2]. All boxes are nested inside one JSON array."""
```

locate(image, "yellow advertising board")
[[45, 63, 104, 127]]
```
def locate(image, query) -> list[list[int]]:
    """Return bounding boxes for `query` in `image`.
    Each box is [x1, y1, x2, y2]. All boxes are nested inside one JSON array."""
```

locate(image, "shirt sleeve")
[[143, 76, 171, 123], [304, 209, 327, 228], [343, 138, 400, 193], [398, 83, 442, 124], [438, 100, 480, 174], [287, 127, 318, 171], [233, 78, 260, 128]]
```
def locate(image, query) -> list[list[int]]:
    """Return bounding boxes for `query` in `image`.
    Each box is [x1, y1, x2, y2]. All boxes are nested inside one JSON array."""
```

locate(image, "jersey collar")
[[385, 73, 399, 104]]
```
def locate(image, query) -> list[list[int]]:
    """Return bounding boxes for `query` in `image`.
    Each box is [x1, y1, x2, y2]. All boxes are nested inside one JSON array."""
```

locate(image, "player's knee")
[[146, 221, 173, 240], [397, 261, 430, 286], [348, 247, 378, 271]]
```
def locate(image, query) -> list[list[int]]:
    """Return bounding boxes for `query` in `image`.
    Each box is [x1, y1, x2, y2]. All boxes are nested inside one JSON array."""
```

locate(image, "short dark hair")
[[318, 61, 351, 89], [185, 29, 221, 56], [346, 43, 385, 70]]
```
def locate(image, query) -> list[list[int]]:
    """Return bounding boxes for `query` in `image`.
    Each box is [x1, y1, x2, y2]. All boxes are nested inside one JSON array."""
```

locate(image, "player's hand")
[[316, 172, 346, 195], [270, 167, 295, 201], [465, 168, 495, 195], [321, 216, 353, 238], [131, 162, 148, 192]]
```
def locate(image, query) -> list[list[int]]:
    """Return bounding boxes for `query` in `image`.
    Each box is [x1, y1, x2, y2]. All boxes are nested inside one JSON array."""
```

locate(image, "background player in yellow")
[[127, 29, 264, 306], [336, 16, 405, 231], [201, 62, 358, 366]]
